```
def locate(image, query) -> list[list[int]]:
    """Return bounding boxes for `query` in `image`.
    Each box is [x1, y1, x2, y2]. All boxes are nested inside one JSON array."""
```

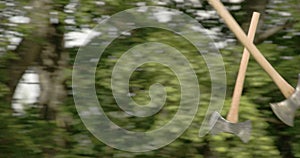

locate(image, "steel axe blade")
[[209, 111, 252, 143], [270, 74, 300, 126]]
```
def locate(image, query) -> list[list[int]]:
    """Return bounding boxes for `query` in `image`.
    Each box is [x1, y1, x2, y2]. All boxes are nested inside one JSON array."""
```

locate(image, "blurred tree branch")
[[255, 20, 299, 44]]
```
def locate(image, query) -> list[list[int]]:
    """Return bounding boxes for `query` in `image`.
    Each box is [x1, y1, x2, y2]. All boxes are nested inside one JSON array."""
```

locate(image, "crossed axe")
[[207, 0, 300, 142]]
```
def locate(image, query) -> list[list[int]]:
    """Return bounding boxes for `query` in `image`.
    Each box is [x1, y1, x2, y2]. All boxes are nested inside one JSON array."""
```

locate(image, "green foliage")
[[0, 83, 9, 98], [0, 52, 20, 83], [1, 0, 300, 157]]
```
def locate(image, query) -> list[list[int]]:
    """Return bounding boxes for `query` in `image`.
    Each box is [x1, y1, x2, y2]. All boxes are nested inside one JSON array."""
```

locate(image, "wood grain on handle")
[[226, 12, 260, 123], [208, 0, 294, 98]]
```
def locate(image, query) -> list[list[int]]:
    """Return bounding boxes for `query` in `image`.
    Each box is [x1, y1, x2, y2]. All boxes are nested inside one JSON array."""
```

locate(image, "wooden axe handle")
[[208, 0, 295, 98], [227, 12, 260, 123]]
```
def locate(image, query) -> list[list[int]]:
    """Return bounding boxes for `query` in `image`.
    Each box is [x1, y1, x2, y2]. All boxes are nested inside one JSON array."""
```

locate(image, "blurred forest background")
[[0, 0, 300, 157]]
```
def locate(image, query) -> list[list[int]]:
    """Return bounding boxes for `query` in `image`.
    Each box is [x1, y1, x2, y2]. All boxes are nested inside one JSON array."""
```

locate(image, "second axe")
[[209, 12, 260, 143]]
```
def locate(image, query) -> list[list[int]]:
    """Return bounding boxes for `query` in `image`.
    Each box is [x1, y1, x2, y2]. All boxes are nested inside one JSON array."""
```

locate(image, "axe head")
[[209, 111, 252, 143], [270, 74, 300, 126]]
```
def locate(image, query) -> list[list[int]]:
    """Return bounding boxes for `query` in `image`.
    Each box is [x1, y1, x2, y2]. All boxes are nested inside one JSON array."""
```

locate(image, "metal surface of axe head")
[[209, 111, 251, 143], [270, 74, 300, 126]]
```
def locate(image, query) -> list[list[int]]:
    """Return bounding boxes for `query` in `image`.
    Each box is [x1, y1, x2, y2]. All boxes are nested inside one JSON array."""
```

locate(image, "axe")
[[209, 13, 260, 143], [208, 0, 300, 126]]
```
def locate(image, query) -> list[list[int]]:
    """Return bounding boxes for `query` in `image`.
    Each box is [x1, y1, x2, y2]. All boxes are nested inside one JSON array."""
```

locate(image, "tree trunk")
[[8, 0, 52, 97], [6, 0, 71, 156]]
